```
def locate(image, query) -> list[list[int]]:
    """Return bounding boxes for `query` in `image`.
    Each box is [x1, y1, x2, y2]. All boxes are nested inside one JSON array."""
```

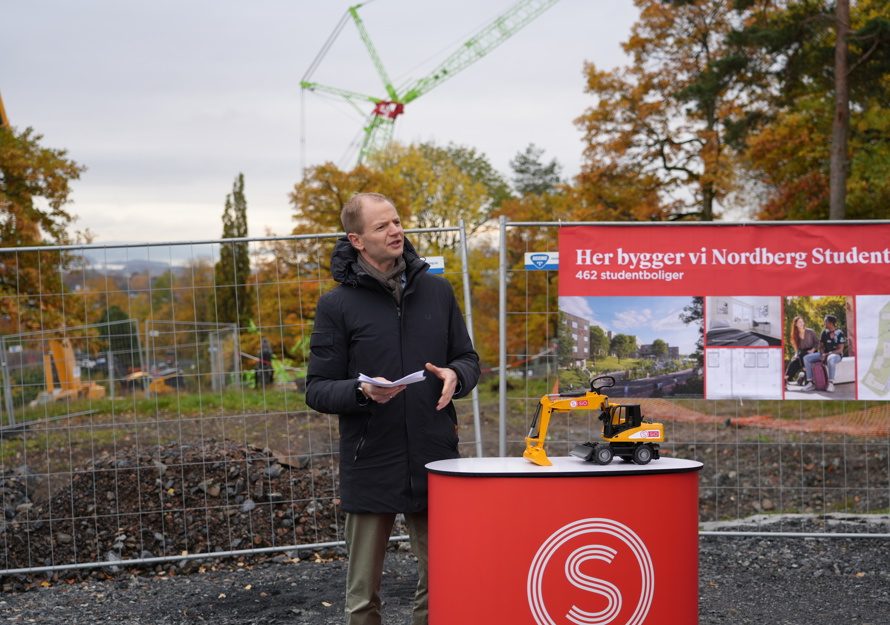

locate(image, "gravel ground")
[[0, 515, 886, 624], [1, 404, 887, 624]]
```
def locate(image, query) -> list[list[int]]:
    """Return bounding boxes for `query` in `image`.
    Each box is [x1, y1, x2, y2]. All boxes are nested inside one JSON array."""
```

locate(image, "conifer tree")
[[214, 173, 250, 326]]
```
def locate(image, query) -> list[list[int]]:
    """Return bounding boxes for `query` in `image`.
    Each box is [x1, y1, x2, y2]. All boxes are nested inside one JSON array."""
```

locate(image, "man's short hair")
[[341, 192, 394, 235], [824, 314, 837, 325]]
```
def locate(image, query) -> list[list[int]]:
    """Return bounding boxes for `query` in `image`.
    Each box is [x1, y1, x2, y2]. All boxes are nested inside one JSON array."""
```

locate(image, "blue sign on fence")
[[525, 252, 559, 270], [425, 256, 445, 274]]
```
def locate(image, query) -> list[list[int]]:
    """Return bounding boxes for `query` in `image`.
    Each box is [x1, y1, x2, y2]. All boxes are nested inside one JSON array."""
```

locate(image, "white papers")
[[358, 370, 426, 387]]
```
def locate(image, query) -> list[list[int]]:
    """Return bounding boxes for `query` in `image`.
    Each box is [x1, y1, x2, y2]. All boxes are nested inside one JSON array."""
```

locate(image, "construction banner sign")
[[557, 223, 890, 401]]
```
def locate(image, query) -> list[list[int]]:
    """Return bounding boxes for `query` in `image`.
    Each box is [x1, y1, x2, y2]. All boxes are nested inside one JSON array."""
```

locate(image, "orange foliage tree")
[[574, 0, 759, 222], [1, 125, 87, 333]]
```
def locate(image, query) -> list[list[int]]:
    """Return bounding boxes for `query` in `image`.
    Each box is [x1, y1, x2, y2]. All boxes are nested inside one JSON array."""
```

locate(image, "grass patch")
[[8, 386, 311, 427]]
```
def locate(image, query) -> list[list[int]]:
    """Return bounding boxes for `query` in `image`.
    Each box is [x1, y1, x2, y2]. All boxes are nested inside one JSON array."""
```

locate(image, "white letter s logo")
[[565, 546, 622, 624], [528, 518, 653, 625]]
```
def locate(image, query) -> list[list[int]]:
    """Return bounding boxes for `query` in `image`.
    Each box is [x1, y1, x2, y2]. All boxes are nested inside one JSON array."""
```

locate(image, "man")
[[802, 314, 846, 392], [305, 192, 480, 625]]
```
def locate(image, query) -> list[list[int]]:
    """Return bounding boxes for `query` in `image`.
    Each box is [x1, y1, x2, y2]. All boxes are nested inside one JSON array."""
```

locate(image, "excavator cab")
[[600, 403, 644, 439]]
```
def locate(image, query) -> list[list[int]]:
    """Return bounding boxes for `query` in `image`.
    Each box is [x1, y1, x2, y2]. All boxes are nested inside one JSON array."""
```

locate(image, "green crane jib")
[[301, 0, 561, 165]]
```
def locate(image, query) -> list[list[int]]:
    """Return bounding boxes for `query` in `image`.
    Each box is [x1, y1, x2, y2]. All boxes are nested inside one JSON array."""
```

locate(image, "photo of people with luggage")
[[784, 296, 856, 399]]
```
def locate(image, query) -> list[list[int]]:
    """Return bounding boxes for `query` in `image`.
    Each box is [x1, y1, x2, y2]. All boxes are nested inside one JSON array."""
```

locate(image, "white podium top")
[[426, 456, 702, 478]]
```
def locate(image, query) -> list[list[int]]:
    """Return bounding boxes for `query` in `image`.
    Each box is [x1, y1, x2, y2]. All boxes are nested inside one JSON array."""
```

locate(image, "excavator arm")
[[523, 398, 555, 466], [524, 387, 605, 467]]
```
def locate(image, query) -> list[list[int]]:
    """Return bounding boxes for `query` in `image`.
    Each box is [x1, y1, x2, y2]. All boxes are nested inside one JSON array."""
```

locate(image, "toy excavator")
[[524, 375, 664, 467]]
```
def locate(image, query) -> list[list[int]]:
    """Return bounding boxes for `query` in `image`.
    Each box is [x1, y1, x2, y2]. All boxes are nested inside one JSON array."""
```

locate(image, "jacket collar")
[[330, 235, 428, 286]]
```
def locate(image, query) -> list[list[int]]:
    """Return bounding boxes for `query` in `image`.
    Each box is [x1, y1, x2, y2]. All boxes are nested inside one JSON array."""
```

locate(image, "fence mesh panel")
[[0, 231, 478, 575], [0, 222, 887, 577]]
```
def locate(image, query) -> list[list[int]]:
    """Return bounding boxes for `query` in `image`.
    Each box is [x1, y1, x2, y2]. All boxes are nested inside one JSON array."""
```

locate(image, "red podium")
[[426, 456, 703, 625]]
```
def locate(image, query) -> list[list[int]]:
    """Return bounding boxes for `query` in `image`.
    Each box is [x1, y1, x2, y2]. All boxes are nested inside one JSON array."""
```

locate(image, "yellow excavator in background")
[[524, 375, 664, 467], [29, 339, 107, 407], [0, 91, 9, 130], [120, 365, 185, 395]]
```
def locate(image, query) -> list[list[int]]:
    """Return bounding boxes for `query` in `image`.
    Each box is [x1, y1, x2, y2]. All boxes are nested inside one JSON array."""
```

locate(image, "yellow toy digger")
[[524, 375, 664, 467]]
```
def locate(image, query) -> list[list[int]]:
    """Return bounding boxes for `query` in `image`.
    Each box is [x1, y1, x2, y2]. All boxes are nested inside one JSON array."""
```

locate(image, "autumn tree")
[[0, 123, 87, 331], [369, 142, 510, 250], [214, 173, 251, 327], [729, 0, 890, 220], [289, 144, 510, 361], [574, 0, 764, 221], [484, 146, 573, 369]]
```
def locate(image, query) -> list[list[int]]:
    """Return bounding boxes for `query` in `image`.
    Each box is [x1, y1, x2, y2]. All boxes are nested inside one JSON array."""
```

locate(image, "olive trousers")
[[344, 511, 429, 625]]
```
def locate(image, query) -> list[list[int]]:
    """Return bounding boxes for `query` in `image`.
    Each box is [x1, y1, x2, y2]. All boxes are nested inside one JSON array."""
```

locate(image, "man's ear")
[[347, 232, 363, 251]]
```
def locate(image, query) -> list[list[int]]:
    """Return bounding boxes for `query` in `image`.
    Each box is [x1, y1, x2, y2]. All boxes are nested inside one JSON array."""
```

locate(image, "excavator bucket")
[[523, 440, 552, 466]]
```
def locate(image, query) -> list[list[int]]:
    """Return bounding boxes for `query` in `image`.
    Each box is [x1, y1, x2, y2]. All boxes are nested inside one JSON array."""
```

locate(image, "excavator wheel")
[[632, 444, 653, 465], [593, 445, 614, 465]]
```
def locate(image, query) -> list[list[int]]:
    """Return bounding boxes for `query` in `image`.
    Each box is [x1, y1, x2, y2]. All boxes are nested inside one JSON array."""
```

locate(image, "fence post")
[[458, 220, 484, 458], [209, 332, 220, 392], [498, 216, 508, 457], [108, 350, 115, 400], [231, 323, 240, 390], [0, 337, 13, 426]]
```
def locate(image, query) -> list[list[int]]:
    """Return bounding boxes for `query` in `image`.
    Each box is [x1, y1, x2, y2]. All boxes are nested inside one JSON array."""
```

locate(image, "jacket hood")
[[330, 235, 427, 286]]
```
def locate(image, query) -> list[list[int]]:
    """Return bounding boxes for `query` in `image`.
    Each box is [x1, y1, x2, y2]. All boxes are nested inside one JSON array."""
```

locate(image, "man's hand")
[[425, 362, 457, 411], [361, 379, 406, 404]]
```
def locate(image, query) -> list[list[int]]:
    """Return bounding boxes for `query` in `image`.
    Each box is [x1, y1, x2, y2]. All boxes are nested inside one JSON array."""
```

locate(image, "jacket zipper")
[[353, 414, 373, 461]]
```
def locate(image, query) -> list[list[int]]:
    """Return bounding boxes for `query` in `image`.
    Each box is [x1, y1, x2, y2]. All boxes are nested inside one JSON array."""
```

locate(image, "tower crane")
[[301, 0, 561, 166]]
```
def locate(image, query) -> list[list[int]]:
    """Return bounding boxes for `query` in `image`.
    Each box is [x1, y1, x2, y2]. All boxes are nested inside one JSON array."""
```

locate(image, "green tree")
[[679, 296, 704, 367], [151, 270, 175, 312], [509, 143, 562, 196], [651, 338, 668, 360], [611, 333, 637, 362], [214, 173, 251, 327], [589, 325, 610, 364], [557, 312, 576, 368], [97, 305, 140, 375]]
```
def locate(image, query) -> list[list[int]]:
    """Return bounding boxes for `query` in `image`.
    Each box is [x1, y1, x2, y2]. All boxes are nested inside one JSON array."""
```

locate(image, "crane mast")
[[301, 0, 561, 165]]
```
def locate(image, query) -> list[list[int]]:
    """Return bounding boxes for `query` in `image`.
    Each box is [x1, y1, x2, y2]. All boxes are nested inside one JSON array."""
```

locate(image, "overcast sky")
[[3, 0, 639, 244]]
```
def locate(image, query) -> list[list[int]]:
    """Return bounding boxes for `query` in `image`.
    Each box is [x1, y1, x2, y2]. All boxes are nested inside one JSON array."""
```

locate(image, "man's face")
[[348, 197, 404, 272]]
